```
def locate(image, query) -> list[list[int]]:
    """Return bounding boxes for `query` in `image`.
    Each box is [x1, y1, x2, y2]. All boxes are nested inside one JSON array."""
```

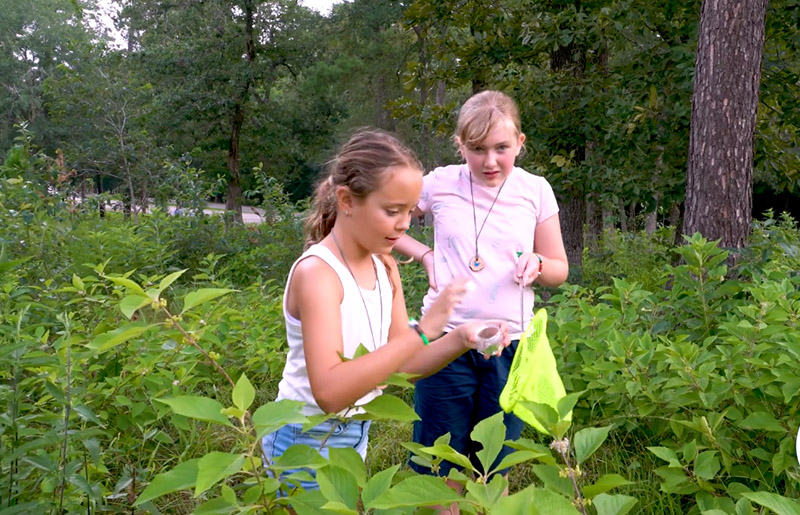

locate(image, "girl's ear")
[[516, 133, 527, 156], [335, 185, 354, 213]]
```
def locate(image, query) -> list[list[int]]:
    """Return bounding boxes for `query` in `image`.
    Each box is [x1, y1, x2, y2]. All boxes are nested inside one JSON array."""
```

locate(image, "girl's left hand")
[[458, 320, 511, 359], [514, 252, 542, 287]]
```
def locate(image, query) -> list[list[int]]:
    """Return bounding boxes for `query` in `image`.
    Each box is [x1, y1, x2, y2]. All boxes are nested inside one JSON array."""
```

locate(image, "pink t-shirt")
[[417, 164, 559, 337]]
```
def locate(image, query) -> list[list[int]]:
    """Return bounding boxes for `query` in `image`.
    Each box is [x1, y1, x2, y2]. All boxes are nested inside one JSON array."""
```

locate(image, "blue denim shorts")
[[261, 418, 371, 492], [410, 339, 523, 477]]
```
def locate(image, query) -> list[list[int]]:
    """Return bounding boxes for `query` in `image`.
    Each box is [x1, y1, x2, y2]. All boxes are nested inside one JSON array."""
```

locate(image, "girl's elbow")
[[313, 390, 348, 414]]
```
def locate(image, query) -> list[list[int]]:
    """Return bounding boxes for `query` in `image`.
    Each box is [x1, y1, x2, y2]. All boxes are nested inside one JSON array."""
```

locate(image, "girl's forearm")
[[394, 234, 431, 262], [398, 328, 467, 379], [310, 331, 424, 413]]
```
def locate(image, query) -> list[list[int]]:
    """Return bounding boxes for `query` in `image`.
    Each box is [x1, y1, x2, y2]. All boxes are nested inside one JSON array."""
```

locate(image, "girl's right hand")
[[418, 277, 471, 340]]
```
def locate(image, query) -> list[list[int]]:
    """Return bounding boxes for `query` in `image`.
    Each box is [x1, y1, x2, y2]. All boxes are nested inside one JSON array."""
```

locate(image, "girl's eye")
[[386, 209, 399, 216]]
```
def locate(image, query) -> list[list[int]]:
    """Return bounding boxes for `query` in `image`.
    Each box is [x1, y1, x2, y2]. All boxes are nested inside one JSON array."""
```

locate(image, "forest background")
[[2, 0, 800, 513]]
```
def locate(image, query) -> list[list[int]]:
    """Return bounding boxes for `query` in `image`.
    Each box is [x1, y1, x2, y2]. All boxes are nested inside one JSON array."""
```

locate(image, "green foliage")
[[550, 226, 800, 510]]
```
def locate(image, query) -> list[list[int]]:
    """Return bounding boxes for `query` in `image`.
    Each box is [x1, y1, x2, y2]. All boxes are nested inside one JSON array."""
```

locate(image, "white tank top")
[[276, 244, 393, 416]]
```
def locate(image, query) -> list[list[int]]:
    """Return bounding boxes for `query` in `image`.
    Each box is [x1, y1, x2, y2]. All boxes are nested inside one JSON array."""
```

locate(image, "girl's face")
[[459, 118, 525, 188], [351, 165, 422, 254]]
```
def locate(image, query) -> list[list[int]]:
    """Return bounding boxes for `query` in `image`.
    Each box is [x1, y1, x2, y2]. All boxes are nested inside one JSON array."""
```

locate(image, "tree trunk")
[[224, 0, 257, 224], [682, 0, 767, 249]]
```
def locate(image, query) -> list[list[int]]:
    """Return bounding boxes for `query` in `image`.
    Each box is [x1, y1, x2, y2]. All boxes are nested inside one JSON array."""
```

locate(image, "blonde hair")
[[454, 90, 522, 149], [304, 129, 422, 249]]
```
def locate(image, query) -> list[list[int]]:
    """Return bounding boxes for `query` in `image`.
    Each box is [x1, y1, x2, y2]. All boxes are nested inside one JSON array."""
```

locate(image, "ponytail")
[[304, 175, 337, 249]]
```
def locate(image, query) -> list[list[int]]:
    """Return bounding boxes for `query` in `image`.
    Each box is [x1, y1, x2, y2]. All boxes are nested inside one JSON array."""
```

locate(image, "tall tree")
[[683, 0, 769, 248]]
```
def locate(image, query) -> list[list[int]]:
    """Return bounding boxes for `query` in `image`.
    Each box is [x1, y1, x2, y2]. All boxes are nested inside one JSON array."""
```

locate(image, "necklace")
[[468, 170, 508, 272], [331, 230, 383, 351]]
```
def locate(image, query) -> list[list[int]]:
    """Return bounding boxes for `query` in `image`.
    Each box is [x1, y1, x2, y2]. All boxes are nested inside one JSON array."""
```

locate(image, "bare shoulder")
[[287, 254, 343, 318]]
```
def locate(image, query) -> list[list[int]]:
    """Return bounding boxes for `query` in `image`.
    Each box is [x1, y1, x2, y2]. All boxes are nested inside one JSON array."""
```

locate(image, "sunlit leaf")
[[134, 459, 199, 506], [155, 396, 232, 427]]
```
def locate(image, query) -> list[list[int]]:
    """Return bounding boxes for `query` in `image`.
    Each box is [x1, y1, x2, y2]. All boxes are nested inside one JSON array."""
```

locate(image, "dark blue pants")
[[410, 339, 523, 476]]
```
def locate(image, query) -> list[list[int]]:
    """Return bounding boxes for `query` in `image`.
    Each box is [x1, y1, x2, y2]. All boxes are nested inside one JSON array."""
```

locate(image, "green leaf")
[[368, 475, 462, 510], [252, 400, 307, 439], [361, 464, 399, 508], [271, 444, 329, 471], [352, 394, 419, 422], [104, 275, 146, 296], [493, 450, 546, 472], [574, 425, 612, 465], [740, 492, 800, 515], [155, 396, 232, 427], [232, 373, 255, 413], [85, 322, 155, 353], [134, 459, 199, 506], [582, 474, 633, 499], [694, 451, 721, 481], [647, 446, 682, 467], [381, 372, 419, 388], [181, 288, 236, 314], [556, 391, 583, 420], [420, 443, 475, 473], [317, 466, 358, 511], [159, 269, 186, 292], [72, 274, 85, 290], [195, 452, 244, 496], [119, 294, 150, 320], [737, 412, 786, 433], [593, 493, 638, 515], [466, 473, 507, 508], [492, 486, 579, 514], [193, 497, 238, 514], [471, 412, 506, 474], [328, 447, 367, 488]]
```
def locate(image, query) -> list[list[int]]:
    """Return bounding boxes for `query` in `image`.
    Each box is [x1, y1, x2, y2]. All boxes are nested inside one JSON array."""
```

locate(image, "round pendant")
[[469, 256, 485, 272]]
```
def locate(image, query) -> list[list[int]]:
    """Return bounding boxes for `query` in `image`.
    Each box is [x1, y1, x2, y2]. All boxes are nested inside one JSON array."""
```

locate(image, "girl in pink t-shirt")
[[395, 90, 569, 508]]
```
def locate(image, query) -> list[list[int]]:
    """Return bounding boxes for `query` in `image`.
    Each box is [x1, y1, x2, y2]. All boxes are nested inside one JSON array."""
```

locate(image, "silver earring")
[[345, 211, 351, 217]]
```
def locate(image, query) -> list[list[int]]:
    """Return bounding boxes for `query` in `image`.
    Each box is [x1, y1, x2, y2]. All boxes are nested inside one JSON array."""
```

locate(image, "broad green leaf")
[[155, 396, 232, 427], [556, 391, 583, 420], [86, 322, 155, 353], [381, 372, 419, 388], [328, 447, 367, 488], [270, 444, 329, 471], [252, 400, 306, 439], [582, 474, 633, 498], [352, 395, 419, 422], [319, 501, 357, 514], [195, 452, 245, 496], [694, 451, 721, 480], [593, 493, 638, 515], [471, 412, 506, 475], [159, 269, 186, 293], [647, 446, 682, 467], [574, 425, 612, 465], [519, 401, 560, 435], [193, 497, 238, 515], [492, 450, 545, 472], [316, 466, 358, 511], [530, 464, 573, 497], [492, 486, 579, 514], [232, 373, 255, 412], [737, 412, 786, 433], [419, 444, 475, 472], [740, 492, 800, 515], [72, 274, 84, 290], [361, 464, 400, 508], [134, 459, 199, 505], [120, 294, 150, 320], [104, 275, 146, 296], [181, 288, 236, 314], [369, 475, 462, 510], [465, 473, 506, 508]]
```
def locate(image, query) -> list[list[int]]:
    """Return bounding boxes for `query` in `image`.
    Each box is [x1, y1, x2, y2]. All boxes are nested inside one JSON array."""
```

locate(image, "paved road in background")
[[165, 202, 265, 224]]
